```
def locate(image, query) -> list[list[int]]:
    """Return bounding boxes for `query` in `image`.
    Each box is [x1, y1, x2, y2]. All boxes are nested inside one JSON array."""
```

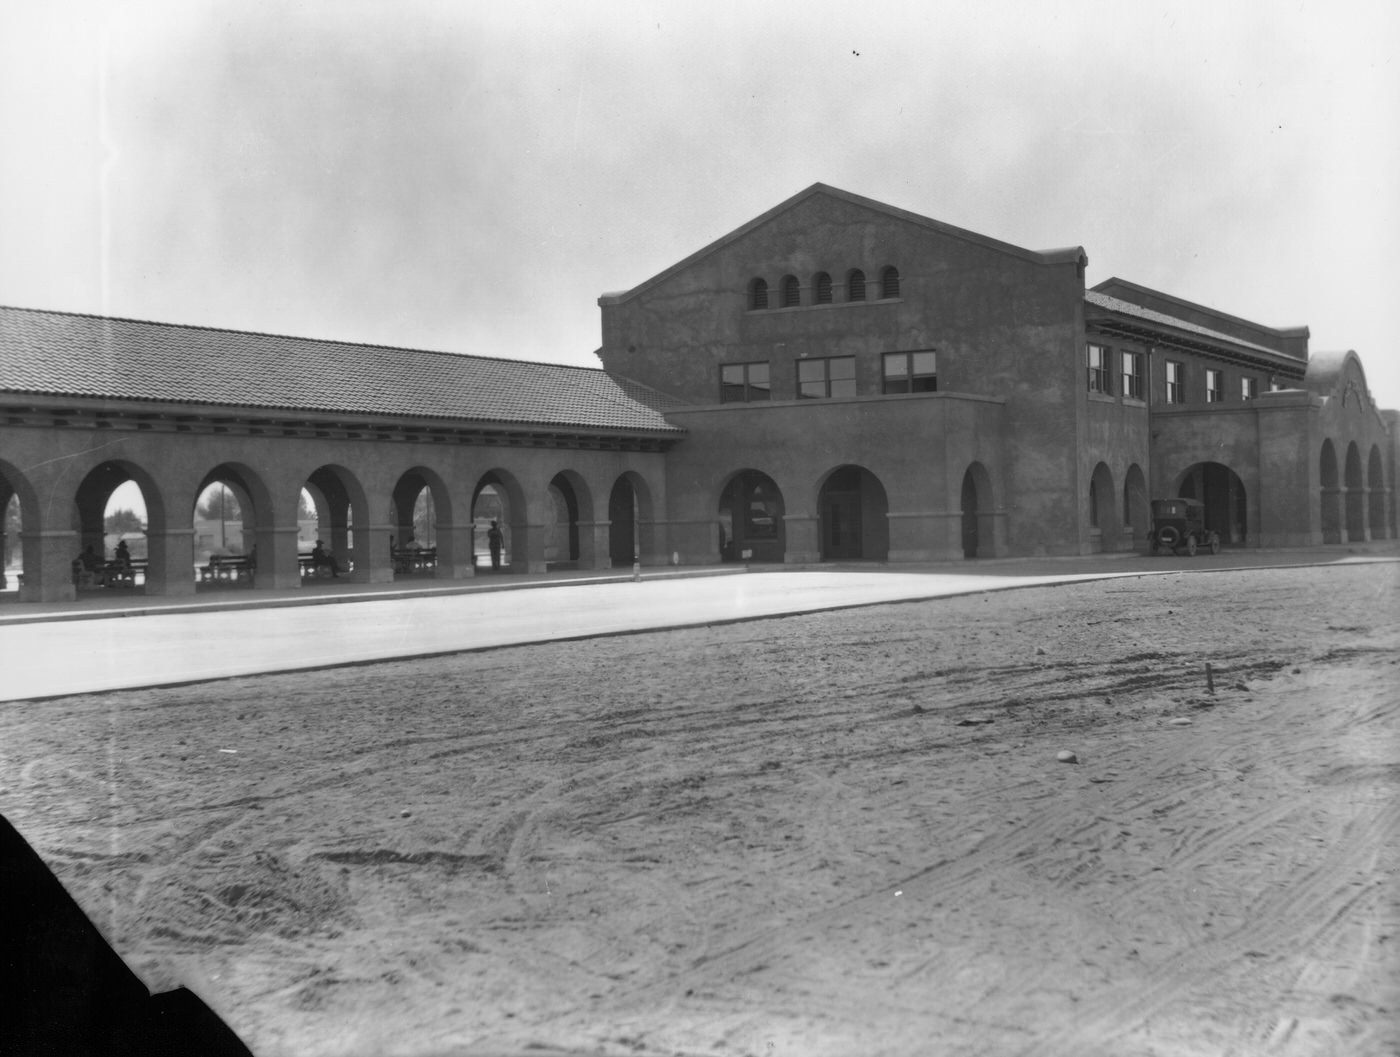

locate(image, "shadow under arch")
[[72, 460, 166, 591], [300, 464, 369, 576], [1123, 463, 1149, 550], [960, 461, 995, 559], [817, 464, 888, 561], [472, 469, 529, 572], [718, 468, 784, 563], [1, 458, 40, 592], [1320, 439, 1341, 544], [608, 471, 656, 567], [389, 465, 457, 574], [1088, 462, 1116, 551], [1368, 444, 1389, 540], [1344, 441, 1366, 542], [1174, 461, 1247, 545], [547, 469, 595, 569]]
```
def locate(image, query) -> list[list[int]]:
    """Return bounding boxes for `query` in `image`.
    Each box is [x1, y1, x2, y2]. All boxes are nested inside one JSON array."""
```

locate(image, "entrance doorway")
[[1178, 462, 1247, 544], [818, 465, 888, 561], [718, 470, 785, 563]]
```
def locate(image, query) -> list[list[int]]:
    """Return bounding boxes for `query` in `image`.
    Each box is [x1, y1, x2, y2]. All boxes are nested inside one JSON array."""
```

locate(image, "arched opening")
[[546, 473, 581, 569], [818, 465, 889, 561], [1344, 442, 1367, 542], [813, 271, 833, 304], [193, 467, 261, 587], [1123, 464, 1150, 548], [1177, 461, 1247, 545], [73, 462, 158, 591], [298, 465, 367, 581], [1320, 440, 1342, 543], [472, 470, 524, 572], [1, 492, 19, 593], [608, 475, 640, 567], [959, 463, 995, 559], [390, 469, 450, 576], [1088, 462, 1116, 550], [748, 277, 769, 311], [1368, 445, 1390, 540], [718, 470, 784, 563], [1, 461, 32, 594]]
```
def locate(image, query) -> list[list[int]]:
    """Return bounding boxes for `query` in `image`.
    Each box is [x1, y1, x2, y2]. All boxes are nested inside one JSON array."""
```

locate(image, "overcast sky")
[[3, 1, 1397, 408]]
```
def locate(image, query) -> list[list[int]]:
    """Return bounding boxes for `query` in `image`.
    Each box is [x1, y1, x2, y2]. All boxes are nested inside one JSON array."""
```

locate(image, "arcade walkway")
[[3, 544, 1396, 702]]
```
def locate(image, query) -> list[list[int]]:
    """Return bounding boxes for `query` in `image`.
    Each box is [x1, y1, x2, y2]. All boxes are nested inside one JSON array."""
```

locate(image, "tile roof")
[[0, 306, 684, 434], [1084, 290, 1291, 359]]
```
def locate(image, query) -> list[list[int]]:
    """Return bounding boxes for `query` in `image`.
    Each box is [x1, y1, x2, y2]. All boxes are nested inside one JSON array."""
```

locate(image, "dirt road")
[[2, 563, 1396, 1056]]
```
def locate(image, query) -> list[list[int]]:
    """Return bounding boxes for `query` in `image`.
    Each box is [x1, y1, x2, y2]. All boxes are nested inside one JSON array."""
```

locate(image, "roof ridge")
[[0, 303, 609, 375]]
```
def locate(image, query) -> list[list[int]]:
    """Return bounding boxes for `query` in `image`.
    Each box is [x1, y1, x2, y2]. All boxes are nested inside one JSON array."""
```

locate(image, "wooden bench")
[[299, 554, 350, 579], [200, 555, 254, 584], [392, 546, 437, 573], [104, 558, 149, 588]]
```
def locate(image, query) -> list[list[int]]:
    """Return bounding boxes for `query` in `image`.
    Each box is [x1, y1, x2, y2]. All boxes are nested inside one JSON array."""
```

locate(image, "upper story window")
[[1087, 343, 1110, 394], [880, 266, 900, 299], [720, 361, 771, 403], [883, 350, 937, 394], [814, 272, 833, 304], [780, 275, 801, 308], [1205, 368, 1223, 403], [847, 269, 866, 302], [1165, 361, 1185, 404], [748, 278, 768, 310], [1121, 350, 1144, 399], [1241, 376, 1258, 401], [798, 356, 856, 399]]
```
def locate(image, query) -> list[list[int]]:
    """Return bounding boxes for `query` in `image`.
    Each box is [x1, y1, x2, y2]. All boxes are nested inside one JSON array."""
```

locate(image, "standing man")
[[487, 520, 503, 571]]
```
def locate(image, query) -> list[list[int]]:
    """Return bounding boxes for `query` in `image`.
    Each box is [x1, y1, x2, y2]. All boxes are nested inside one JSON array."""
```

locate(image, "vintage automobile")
[[1150, 498, 1221, 556]]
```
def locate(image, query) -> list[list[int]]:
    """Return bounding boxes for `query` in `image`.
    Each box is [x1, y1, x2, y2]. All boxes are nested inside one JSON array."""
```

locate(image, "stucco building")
[[596, 184, 1395, 563], [1, 184, 1395, 602]]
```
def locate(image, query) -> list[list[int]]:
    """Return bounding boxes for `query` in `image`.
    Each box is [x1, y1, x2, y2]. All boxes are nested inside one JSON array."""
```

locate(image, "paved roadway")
[[2, 548, 1395, 702]]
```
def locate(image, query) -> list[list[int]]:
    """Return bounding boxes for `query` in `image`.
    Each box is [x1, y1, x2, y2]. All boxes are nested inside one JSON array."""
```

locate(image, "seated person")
[[75, 545, 106, 586], [310, 539, 340, 577]]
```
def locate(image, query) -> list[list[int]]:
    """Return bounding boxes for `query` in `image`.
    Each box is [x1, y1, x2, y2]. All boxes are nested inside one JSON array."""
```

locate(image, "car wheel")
[[1210, 536, 1221, 555], [1186, 535, 1198, 557]]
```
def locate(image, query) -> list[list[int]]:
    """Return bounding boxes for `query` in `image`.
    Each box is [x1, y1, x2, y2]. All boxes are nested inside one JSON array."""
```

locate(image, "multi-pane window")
[[880, 266, 901, 299], [720, 362, 771, 403], [847, 269, 866, 302], [882, 350, 937, 393], [748, 278, 768, 310], [1165, 361, 1184, 404], [798, 356, 856, 399], [1087, 343, 1110, 394], [1241, 376, 1258, 401], [1121, 350, 1143, 399], [1205, 368, 1223, 403], [814, 272, 833, 304], [780, 275, 800, 308]]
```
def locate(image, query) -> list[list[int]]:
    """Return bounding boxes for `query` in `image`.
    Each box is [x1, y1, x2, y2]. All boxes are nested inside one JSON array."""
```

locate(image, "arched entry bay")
[[719, 470, 784, 563]]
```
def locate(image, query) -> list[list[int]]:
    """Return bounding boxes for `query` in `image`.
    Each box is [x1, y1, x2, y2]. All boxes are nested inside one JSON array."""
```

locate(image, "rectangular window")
[[1241, 376, 1258, 401], [798, 356, 856, 399], [1165, 361, 1184, 404], [882, 350, 937, 394], [1205, 368, 1223, 403], [1087, 343, 1110, 394], [720, 362, 771, 403], [1121, 350, 1143, 399]]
